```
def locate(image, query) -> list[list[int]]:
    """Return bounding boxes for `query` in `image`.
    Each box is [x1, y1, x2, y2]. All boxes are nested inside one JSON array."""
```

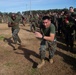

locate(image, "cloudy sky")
[[0, 0, 76, 12]]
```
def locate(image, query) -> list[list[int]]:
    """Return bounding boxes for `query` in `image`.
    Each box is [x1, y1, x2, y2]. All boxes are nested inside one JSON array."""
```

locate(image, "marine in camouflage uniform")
[[63, 9, 76, 51], [64, 7, 76, 51], [8, 13, 24, 50], [35, 16, 57, 68], [29, 15, 36, 32], [57, 13, 64, 35]]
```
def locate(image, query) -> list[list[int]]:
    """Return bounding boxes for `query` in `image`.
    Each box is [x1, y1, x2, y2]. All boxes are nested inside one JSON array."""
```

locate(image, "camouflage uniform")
[[40, 39, 57, 59], [30, 15, 36, 32], [39, 23, 57, 59], [63, 12, 76, 51], [8, 14, 21, 45]]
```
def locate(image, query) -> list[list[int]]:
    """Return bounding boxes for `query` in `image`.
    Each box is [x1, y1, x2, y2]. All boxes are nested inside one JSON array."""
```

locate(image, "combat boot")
[[14, 44, 18, 50], [37, 59, 45, 68], [19, 43, 25, 47], [49, 58, 54, 64]]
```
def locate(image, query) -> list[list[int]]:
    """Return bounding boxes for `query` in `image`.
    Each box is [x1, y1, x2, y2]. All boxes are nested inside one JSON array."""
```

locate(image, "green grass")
[[30, 68, 40, 75], [0, 35, 4, 40], [4, 62, 19, 67], [4, 62, 13, 67]]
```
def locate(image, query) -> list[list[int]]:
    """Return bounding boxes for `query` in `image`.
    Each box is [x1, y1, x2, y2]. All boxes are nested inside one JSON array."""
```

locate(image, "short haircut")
[[11, 13, 16, 17], [42, 16, 50, 20], [64, 11, 69, 15], [69, 6, 73, 9]]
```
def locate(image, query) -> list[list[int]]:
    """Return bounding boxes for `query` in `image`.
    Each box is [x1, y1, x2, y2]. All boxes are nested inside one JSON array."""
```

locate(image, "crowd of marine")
[[27, 6, 76, 52]]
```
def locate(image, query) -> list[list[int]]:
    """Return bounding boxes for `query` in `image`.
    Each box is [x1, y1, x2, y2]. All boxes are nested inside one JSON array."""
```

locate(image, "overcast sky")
[[0, 0, 76, 12]]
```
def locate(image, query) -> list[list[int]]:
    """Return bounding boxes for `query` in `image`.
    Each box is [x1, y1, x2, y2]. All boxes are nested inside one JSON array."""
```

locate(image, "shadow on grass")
[[22, 28, 31, 32], [57, 42, 68, 51], [56, 50, 76, 71], [3, 37, 15, 50], [56, 34, 76, 53], [57, 42, 76, 54], [15, 46, 40, 68]]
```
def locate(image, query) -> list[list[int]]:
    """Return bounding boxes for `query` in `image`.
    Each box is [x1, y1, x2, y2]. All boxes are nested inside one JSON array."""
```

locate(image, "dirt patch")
[[0, 23, 76, 75]]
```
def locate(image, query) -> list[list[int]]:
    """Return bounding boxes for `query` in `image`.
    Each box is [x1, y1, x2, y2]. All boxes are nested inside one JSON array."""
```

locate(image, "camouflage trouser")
[[39, 39, 57, 59], [12, 28, 21, 44], [30, 22, 36, 32]]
